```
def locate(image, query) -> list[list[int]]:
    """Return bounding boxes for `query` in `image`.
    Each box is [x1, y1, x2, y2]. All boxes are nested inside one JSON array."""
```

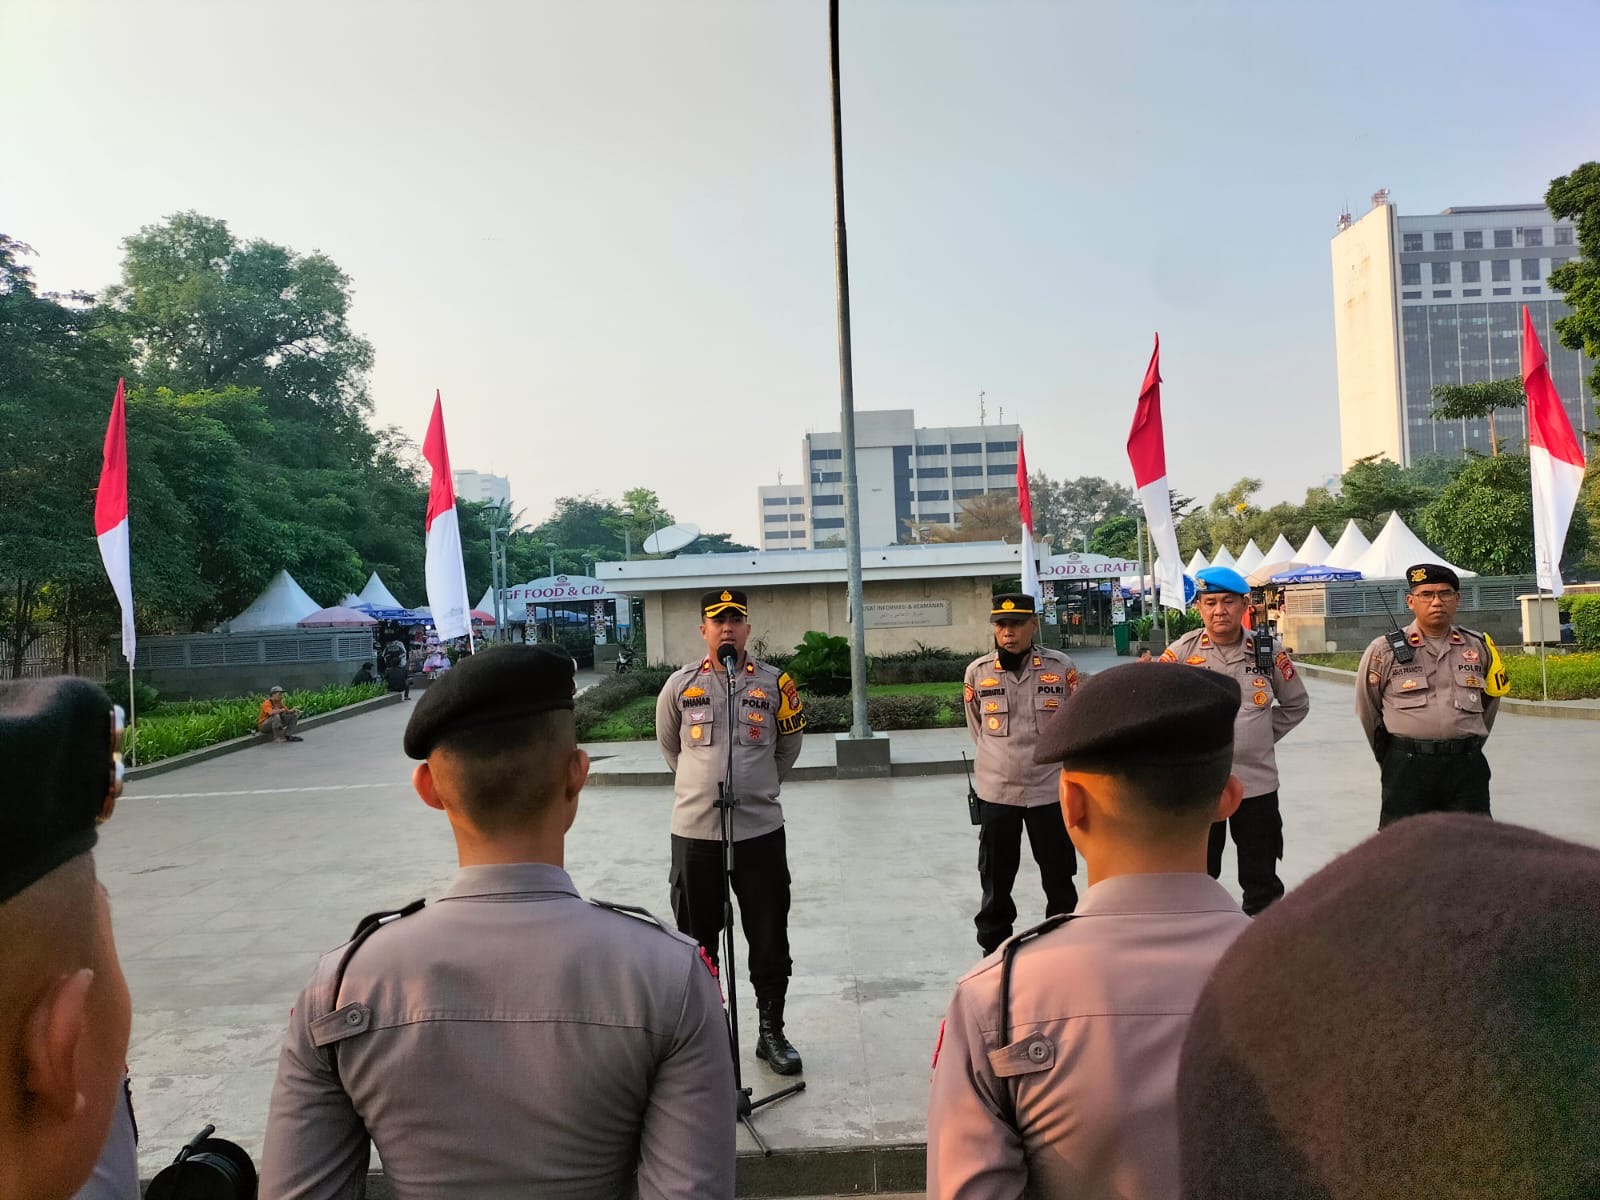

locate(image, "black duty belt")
[[1393, 735, 1484, 756]]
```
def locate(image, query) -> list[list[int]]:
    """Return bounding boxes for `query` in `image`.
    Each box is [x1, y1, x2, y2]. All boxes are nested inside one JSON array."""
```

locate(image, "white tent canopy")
[[357, 572, 404, 610], [1323, 520, 1373, 570], [1352, 512, 1474, 580], [338, 592, 363, 608], [1210, 545, 1237, 568], [1263, 534, 1298, 564], [228, 570, 320, 631], [1234, 539, 1266, 575], [1295, 527, 1334, 565], [1185, 549, 1210, 575]]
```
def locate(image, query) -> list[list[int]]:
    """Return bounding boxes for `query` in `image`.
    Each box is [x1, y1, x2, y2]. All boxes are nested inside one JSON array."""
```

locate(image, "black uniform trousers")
[[1207, 791, 1285, 917], [669, 826, 792, 1003], [1378, 737, 1491, 828], [975, 800, 1078, 955]]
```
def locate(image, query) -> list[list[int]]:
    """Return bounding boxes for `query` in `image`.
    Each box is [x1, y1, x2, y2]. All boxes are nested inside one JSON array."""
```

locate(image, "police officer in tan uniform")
[[963, 593, 1081, 954], [262, 645, 736, 1198], [1160, 565, 1309, 915], [928, 664, 1252, 1199], [656, 589, 806, 1075], [1356, 562, 1504, 827]]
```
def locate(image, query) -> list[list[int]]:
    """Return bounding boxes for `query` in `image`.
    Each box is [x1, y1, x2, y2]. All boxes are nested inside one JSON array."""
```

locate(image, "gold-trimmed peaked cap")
[[990, 593, 1037, 620], [701, 589, 749, 619], [1406, 563, 1459, 591]]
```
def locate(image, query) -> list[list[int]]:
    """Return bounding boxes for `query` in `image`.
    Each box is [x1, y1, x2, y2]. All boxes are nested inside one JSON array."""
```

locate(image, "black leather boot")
[[755, 998, 803, 1075]]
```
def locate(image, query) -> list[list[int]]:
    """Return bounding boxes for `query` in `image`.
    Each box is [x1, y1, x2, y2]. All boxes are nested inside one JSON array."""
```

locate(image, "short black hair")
[[1072, 749, 1233, 825], [433, 709, 577, 831]]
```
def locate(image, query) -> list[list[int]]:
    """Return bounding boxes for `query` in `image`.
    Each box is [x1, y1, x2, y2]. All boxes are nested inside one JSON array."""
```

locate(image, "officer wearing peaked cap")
[[1159, 565, 1309, 915], [0, 678, 135, 1200], [928, 664, 1251, 1200], [655, 589, 807, 1075], [1355, 563, 1506, 828], [262, 644, 736, 1198], [963, 593, 1082, 955]]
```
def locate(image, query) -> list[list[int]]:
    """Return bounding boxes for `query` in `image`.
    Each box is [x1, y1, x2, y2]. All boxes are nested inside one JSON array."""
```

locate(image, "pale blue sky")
[[4, 0, 1597, 544]]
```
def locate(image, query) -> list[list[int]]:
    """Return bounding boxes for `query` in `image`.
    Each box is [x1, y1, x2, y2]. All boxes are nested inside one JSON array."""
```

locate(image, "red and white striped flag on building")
[[1523, 307, 1586, 598], [1016, 433, 1040, 601], [95, 378, 136, 665], [1126, 335, 1186, 611], [422, 391, 473, 644]]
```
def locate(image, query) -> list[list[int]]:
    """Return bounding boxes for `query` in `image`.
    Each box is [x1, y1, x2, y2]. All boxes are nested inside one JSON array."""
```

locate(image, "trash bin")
[[1113, 622, 1131, 656]]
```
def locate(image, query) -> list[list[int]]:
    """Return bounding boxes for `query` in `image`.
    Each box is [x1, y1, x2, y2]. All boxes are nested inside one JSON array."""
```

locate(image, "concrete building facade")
[[757, 410, 1022, 551], [453, 469, 511, 508], [1332, 197, 1592, 468]]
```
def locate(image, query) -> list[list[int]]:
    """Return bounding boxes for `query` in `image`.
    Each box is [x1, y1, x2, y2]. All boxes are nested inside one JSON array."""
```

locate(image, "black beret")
[[1178, 815, 1600, 1200], [1405, 562, 1459, 591], [0, 678, 122, 904], [403, 644, 576, 760], [990, 593, 1037, 619], [701, 589, 748, 618], [1032, 662, 1239, 767]]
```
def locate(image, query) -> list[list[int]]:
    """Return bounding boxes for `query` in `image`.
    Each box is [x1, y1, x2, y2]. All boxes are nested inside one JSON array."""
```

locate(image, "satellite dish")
[[644, 522, 700, 555]]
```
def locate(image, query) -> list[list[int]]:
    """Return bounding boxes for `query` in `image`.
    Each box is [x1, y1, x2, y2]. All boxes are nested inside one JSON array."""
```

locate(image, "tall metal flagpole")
[[829, 0, 870, 738]]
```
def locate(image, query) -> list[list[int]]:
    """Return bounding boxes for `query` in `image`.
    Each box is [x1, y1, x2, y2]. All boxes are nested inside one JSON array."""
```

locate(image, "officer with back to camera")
[[656, 588, 807, 1076], [963, 593, 1082, 955], [261, 644, 736, 1199], [1159, 565, 1309, 915]]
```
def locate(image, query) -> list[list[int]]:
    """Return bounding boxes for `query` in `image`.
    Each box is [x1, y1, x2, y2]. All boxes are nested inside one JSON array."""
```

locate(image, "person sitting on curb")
[[258, 686, 304, 743]]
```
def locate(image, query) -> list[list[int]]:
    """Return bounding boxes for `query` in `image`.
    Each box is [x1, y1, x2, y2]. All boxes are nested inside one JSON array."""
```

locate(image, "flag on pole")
[[422, 391, 473, 643], [1523, 307, 1586, 598], [1126, 334, 1186, 612], [1016, 433, 1040, 601], [95, 378, 136, 665]]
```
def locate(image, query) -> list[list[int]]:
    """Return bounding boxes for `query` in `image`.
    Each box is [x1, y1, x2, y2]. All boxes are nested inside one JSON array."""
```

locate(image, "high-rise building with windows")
[[756, 409, 1021, 550], [1331, 196, 1592, 467], [453, 469, 511, 508]]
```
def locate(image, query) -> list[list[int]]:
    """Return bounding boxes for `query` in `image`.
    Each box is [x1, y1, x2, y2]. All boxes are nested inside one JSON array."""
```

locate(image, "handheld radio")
[[1377, 587, 1415, 664]]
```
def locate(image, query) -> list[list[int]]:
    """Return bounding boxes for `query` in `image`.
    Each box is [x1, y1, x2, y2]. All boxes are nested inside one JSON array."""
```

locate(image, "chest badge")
[[1042, 698, 1059, 709], [1040, 672, 1061, 684], [984, 701, 1000, 712], [1401, 678, 1419, 690], [684, 686, 706, 699], [748, 727, 762, 740], [980, 677, 999, 687], [690, 725, 705, 740], [748, 687, 768, 700], [1252, 677, 1268, 688], [986, 716, 1002, 730], [1253, 691, 1269, 706], [1461, 650, 1480, 663], [746, 710, 766, 723], [1187, 655, 1208, 665]]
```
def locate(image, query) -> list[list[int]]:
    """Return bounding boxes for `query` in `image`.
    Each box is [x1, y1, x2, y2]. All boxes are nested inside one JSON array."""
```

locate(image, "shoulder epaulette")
[[588, 897, 678, 933]]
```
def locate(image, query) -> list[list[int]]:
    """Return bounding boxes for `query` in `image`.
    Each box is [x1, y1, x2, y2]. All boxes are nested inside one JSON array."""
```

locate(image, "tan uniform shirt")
[[1159, 628, 1310, 797], [1356, 620, 1500, 746], [657, 656, 805, 840], [963, 647, 1080, 808], [926, 874, 1251, 1200], [261, 863, 736, 1200]]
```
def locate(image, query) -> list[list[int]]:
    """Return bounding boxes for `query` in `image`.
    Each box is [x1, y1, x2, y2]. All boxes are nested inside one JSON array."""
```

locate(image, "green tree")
[[606, 487, 675, 556], [535, 495, 625, 558], [1088, 514, 1139, 558], [1546, 161, 1600, 397], [1420, 454, 1590, 576], [683, 532, 757, 554], [1336, 455, 1435, 529], [1029, 474, 1138, 548], [1430, 379, 1526, 457]]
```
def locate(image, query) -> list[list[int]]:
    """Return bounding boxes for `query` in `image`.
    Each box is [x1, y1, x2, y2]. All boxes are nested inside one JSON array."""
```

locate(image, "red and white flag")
[[422, 391, 473, 644], [1523, 307, 1586, 597], [95, 378, 136, 665], [1016, 433, 1040, 601], [1126, 335, 1186, 611]]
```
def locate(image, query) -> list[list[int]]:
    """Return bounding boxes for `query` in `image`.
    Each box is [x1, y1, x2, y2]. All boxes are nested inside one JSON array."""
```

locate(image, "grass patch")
[[1298, 650, 1600, 700], [129, 682, 386, 764], [586, 695, 659, 742]]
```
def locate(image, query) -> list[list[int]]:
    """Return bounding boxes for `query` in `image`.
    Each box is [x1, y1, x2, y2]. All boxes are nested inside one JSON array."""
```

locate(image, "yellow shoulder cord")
[[1481, 632, 1511, 697]]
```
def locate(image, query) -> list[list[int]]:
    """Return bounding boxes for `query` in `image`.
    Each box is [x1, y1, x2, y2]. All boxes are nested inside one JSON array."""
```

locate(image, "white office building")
[[453, 469, 511, 508], [1331, 193, 1593, 468], [757, 410, 1022, 550]]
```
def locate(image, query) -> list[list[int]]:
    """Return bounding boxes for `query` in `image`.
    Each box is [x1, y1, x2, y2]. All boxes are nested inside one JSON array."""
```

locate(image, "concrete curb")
[[125, 693, 405, 781], [1296, 662, 1600, 721]]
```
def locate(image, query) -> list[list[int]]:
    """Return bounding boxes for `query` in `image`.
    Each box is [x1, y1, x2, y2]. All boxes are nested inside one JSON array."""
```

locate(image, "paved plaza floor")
[[104, 667, 1600, 1178]]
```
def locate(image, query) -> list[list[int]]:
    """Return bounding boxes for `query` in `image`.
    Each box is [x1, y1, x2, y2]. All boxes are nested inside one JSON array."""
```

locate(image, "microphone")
[[718, 644, 739, 674]]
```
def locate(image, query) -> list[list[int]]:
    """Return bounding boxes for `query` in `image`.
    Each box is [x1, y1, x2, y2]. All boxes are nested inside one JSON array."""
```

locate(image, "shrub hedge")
[[1568, 596, 1600, 650], [130, 682, 386, 764]]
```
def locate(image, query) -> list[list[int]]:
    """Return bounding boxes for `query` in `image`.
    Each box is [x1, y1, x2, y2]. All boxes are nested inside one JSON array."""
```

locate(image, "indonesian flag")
[[95, 379, 136, 665], [1523, 307, 1586, 598], [422, 391, 473, 643], [1016, 433, 1040, 601], [1126, 335, 1186, 612]]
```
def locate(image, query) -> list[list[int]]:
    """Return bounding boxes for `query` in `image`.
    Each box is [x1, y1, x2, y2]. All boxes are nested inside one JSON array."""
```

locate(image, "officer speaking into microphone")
[[963, 593, 1081, 956], [1160, 565, 1309, 915]]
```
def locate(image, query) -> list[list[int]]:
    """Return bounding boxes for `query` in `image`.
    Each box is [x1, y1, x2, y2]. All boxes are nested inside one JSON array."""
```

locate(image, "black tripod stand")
[[714, 648, 805, 1155]]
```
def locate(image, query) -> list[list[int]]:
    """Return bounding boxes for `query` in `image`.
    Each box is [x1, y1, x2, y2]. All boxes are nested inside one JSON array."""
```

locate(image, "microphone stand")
[[715, 648, 805, 1156]]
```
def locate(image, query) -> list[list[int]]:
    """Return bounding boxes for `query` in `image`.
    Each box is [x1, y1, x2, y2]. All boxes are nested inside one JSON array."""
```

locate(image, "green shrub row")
[[799, 693, 965, 733], [574, 666, 678, 739], [129, 682, 386, 764], [1503, 651, 1600, 700], [1568, 596, 1600, 650]]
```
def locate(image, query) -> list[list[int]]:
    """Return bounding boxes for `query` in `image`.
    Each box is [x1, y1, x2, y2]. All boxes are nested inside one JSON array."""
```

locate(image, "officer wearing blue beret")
[[1159, 565, 1309, 915]]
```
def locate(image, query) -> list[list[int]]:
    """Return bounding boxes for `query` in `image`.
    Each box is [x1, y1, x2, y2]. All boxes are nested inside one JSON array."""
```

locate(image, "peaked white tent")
[[1295, 527, 1334, 565], [1234, 539, 1266, 575], [338, 592, 363, 608], [1323, 520, 1373, 570], [1263, 534, 1298, 564], [1352, 512, 1474, 580], [1185, 549, 1210, 575], [357, 572, 404, 610], [1211, 545, 1237, 568], [228, 570, 320, 631]]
